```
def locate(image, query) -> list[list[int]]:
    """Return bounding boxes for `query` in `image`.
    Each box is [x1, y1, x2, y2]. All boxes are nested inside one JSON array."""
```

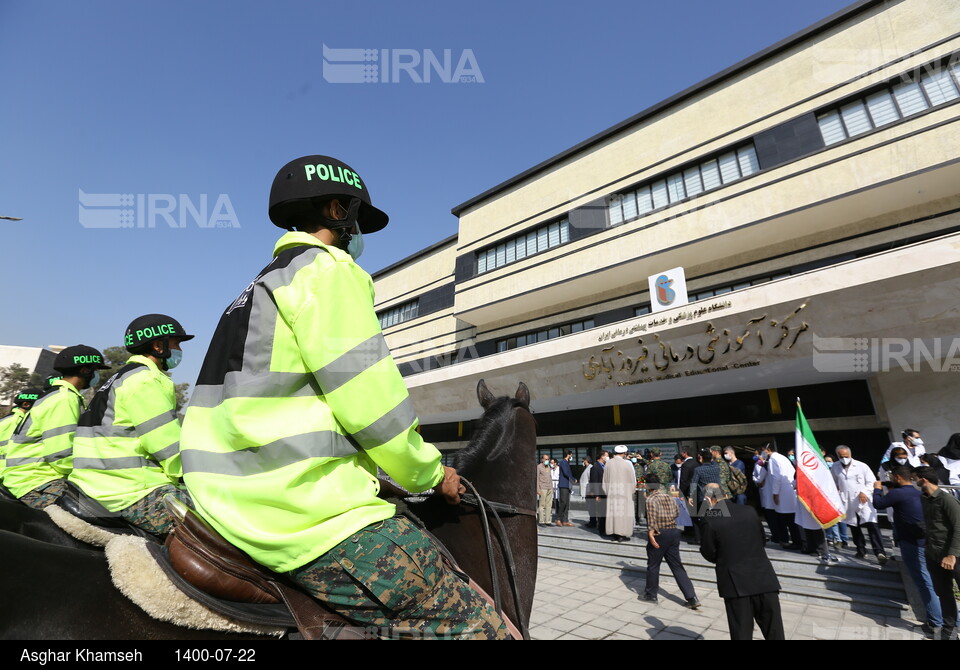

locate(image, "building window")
[[378, 299, 419, 329], [476, 218, 570, 275], [496, 318, 595, 352], [607, 142, 760, 226], [817, 59, 960, 146], [634, 304, 651, 317]]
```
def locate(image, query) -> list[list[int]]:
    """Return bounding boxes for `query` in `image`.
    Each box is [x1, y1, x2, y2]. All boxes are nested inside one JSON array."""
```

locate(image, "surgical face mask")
[[895, 458, 908, 466], [631, 458, 637, 463], [88, 371, 101, 389], [346, 229, 364, 260], [165, 349, 183, 370], [841, 457, 852, 466], [724, 453, 733, 461], [826, 461, 834, 469], [788, 454, 796, 463], [912, 437, 924, 447]]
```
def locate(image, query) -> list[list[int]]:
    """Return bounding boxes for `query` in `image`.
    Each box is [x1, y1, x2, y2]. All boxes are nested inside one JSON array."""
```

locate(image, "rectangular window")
[[921, 69, 959, 105], [892, 80, 929, 116], [636, 185, 653, 214], [559, 220, 570, 244], [666, 173, 686, 203], [536, 227, 548, 254], [651, 180, 669, 209], [700, 159, 721, 191], [547, 222, 561, 247], [505, 239, 516, 264], [683, 167, 703, 197], [736, 145, 760, 176], [608, 194, 624, 226], [718, 151, 740, 183], [865, 90, 900, 127], [839, 100, 872, 136], [817, 110, 847, 145], [621, 191, 638, 221]]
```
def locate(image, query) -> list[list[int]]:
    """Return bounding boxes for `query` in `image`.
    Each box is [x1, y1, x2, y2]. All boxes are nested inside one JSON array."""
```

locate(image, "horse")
[[0, 380, 538, 640], [405, 379, 537, 637], [0, 499, 96, 551]]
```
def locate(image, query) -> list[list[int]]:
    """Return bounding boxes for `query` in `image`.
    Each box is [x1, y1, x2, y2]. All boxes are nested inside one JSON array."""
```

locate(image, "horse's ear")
[[515, 381, 530, 409], [477, 379, 496, 409]]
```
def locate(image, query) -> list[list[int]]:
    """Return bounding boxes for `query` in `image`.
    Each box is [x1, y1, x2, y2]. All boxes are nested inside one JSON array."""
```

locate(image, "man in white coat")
[[881, 429, 925, 467], [752, 451, 778, 542], [832, 445, 887, 564], [763, 444, 803, 549]]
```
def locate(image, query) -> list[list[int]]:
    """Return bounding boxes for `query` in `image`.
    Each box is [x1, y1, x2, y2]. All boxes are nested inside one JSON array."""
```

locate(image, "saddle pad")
[[105, 535, 288, 636], [46, 504, 122, 547]]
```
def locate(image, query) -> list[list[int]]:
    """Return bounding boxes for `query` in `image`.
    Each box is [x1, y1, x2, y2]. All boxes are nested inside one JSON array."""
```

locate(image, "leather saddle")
[[160, 495, 363, 640], [58, 481, 156, 540], [0, 483, 18, 503]]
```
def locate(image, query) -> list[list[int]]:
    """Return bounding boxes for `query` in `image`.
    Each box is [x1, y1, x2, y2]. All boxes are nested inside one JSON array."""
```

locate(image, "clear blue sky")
[[0, 0, 854, 389]]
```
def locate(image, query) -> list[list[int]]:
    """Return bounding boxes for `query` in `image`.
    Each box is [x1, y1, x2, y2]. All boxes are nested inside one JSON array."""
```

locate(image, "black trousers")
[[851, 522, 884, 555], [645, 529, 697, 601], [926, 555, 960, 637], [803, 528, 827, 555], [772, 512, 802, 545], [724, 592, 785, 640], [557, 487, 571, 523]]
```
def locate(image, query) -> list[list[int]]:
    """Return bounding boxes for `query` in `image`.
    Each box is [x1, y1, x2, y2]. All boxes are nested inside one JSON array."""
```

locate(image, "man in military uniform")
[[181, 155, 508, 639]]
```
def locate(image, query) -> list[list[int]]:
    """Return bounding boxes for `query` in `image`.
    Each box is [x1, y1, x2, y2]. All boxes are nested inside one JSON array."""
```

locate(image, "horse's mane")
[[453, 395, 525, 477]]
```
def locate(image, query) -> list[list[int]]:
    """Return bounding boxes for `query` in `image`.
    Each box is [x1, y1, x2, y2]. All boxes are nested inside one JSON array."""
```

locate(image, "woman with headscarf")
[[934, 434, 960, 486]]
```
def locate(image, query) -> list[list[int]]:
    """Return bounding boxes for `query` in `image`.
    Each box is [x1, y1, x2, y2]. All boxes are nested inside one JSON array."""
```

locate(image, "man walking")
[[642, 473, 700, 609], [700, 483, 784, 639], [914, 466, 960, 640], [873, 466, 941, 637], [589, 450, 609, 534]]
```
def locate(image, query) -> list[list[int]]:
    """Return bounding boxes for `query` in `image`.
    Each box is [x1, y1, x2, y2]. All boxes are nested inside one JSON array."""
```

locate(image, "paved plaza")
[[529, 557, 929, 641]]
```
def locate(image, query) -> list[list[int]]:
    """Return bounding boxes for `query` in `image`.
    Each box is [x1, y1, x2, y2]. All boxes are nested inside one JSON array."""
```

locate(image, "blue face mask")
[[347, 229, 364, 261], [89, 371, 101, 389], [165, 349, 183, 370]]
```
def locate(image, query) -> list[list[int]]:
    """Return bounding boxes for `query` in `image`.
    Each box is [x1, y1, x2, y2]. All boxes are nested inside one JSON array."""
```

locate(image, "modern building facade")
[[372, 0, 960, 466]]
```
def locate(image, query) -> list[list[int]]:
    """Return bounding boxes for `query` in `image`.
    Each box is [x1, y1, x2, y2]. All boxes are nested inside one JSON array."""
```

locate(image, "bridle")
[[457, 476, 536, 641]]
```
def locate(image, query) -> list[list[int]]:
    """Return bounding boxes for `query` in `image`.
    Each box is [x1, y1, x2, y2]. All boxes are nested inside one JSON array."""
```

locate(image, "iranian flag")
[[795, 400, 844, 528]]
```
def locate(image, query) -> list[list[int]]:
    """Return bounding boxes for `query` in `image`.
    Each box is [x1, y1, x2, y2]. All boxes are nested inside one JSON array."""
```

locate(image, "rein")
[[457, 477, 532, 641]]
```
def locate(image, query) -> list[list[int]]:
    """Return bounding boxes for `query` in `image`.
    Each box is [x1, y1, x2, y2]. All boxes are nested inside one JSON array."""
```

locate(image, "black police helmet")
[[14, 389, 42, 407], [125, 314, 194, 353], [53, 345, 111, 372], [268, 155, 388, 233]]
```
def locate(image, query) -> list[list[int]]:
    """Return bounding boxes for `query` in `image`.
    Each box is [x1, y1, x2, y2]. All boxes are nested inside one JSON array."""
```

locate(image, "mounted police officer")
[[3, 345, 109, 509], [69, 315, 193, 535], [180, 155, 509, 639]]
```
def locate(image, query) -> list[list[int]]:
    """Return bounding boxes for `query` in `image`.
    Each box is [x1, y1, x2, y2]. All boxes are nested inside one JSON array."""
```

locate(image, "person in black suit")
[[587, 450, 609, 534], [700, 483, 785, 640], [678, 447, 698, 542]]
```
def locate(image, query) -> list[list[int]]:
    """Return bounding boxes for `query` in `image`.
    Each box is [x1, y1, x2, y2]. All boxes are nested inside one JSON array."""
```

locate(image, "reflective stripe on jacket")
[[181, 232, 444, 573], [70, 355, 182, 511], [0, 408, 27, 473], [3, 381, 85, 498]]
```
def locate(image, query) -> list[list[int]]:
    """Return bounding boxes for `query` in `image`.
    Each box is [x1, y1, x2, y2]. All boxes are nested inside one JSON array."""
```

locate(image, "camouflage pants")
[[289, 516, 510, 640], [118, 485, 191, 536], [19, 479, 67, 510]]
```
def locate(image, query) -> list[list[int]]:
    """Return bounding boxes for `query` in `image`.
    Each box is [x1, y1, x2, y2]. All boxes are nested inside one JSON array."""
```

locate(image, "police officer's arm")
[[116, 372, 182, 477], [41, 394, 80, 475], [291, 258, 444, 493]]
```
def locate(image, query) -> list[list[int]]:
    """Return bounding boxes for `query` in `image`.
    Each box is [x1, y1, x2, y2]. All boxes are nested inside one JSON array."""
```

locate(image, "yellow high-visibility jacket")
[[182, 232, 444, 573], [3, 380, 85, 498], [0, 407, 27, 474], [70, 355, 182, 511]]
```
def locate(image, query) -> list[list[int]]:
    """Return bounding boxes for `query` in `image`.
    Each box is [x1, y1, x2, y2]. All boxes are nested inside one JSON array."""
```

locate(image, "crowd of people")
[[536, 430, 960, 640]]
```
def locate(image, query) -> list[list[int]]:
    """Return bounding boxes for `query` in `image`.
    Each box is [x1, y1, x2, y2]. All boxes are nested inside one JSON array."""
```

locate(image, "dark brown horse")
[[0, 380, 538, 640]]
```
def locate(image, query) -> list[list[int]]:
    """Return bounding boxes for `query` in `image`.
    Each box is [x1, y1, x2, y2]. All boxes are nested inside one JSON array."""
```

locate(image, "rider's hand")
[[438, 466, 466, 505]]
